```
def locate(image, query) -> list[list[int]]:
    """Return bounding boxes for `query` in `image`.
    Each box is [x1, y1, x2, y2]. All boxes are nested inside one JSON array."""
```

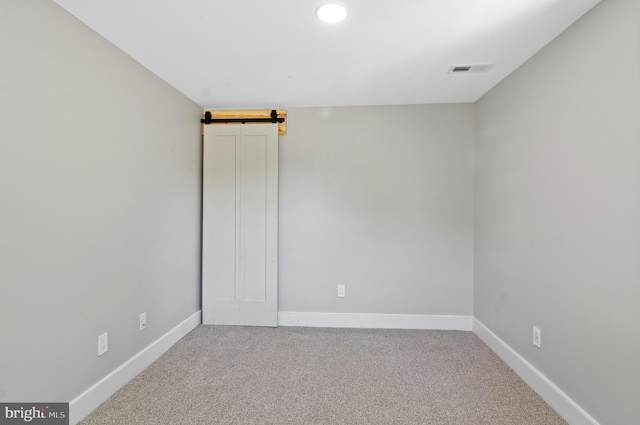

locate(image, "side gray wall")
[[280, 105, 475, 316], [0, 0, 202, 402], [474, 1, 640, 423]]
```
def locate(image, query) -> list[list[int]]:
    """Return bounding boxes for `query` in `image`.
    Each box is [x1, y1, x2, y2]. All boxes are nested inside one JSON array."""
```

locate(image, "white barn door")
[[202, 124, 278, 326]]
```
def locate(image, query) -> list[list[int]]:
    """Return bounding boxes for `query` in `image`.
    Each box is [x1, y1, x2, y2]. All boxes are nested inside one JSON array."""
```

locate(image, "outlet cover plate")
[[533, 326, 541, 348], [139, 312, 147, 331], [98, 332, 108, 356]]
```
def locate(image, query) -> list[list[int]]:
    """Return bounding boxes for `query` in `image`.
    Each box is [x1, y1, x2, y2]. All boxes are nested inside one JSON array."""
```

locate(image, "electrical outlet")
[[139, 312, 147, 331], [533, 326, 541, 348], [337, 285, 345, 298], [98, 332, 108, 356]]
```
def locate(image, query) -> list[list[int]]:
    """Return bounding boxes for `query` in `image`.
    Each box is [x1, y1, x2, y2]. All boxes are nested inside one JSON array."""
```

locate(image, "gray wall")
[[280, 105, 475, 315], [0, 0, 202, 402], [474, 0, 640, 424]]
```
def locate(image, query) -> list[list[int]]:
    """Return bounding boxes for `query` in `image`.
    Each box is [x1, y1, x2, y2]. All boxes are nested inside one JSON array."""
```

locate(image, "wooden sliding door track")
[[201, 109, 286, 134]]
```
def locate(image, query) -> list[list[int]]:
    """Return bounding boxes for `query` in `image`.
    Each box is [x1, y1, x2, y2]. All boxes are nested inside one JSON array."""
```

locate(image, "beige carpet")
[[81, 326, 567, 424]]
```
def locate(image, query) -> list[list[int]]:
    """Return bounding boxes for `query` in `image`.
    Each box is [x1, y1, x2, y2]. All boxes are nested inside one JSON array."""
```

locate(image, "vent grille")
[[448, 64, 494, 74]]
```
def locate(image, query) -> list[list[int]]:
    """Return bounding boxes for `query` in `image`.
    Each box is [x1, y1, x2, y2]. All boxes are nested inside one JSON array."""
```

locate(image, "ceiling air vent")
[[448, 64, 494, 74]]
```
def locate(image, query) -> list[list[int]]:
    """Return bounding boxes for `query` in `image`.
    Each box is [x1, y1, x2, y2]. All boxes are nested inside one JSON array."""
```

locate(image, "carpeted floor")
[[80, 326, 567, 424]]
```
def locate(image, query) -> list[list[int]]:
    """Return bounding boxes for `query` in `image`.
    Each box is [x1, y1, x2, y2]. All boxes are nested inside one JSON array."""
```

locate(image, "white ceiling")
[[51, 0, 600, 109]]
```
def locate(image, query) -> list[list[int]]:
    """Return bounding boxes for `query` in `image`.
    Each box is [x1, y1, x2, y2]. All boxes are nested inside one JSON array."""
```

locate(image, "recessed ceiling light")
[[316, 4, 347, 24]]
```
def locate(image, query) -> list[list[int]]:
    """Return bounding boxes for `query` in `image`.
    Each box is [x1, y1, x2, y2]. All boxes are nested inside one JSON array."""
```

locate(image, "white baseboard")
[[69, 310, 201, 425], [472, 318, 600, 425], [278, 311, 472, 330]]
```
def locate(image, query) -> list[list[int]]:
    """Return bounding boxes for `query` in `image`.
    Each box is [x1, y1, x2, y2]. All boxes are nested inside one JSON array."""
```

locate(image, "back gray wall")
[[279, 105, 474, 316], [0, 0, 202, 402], [474, 0, 639, 423]]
